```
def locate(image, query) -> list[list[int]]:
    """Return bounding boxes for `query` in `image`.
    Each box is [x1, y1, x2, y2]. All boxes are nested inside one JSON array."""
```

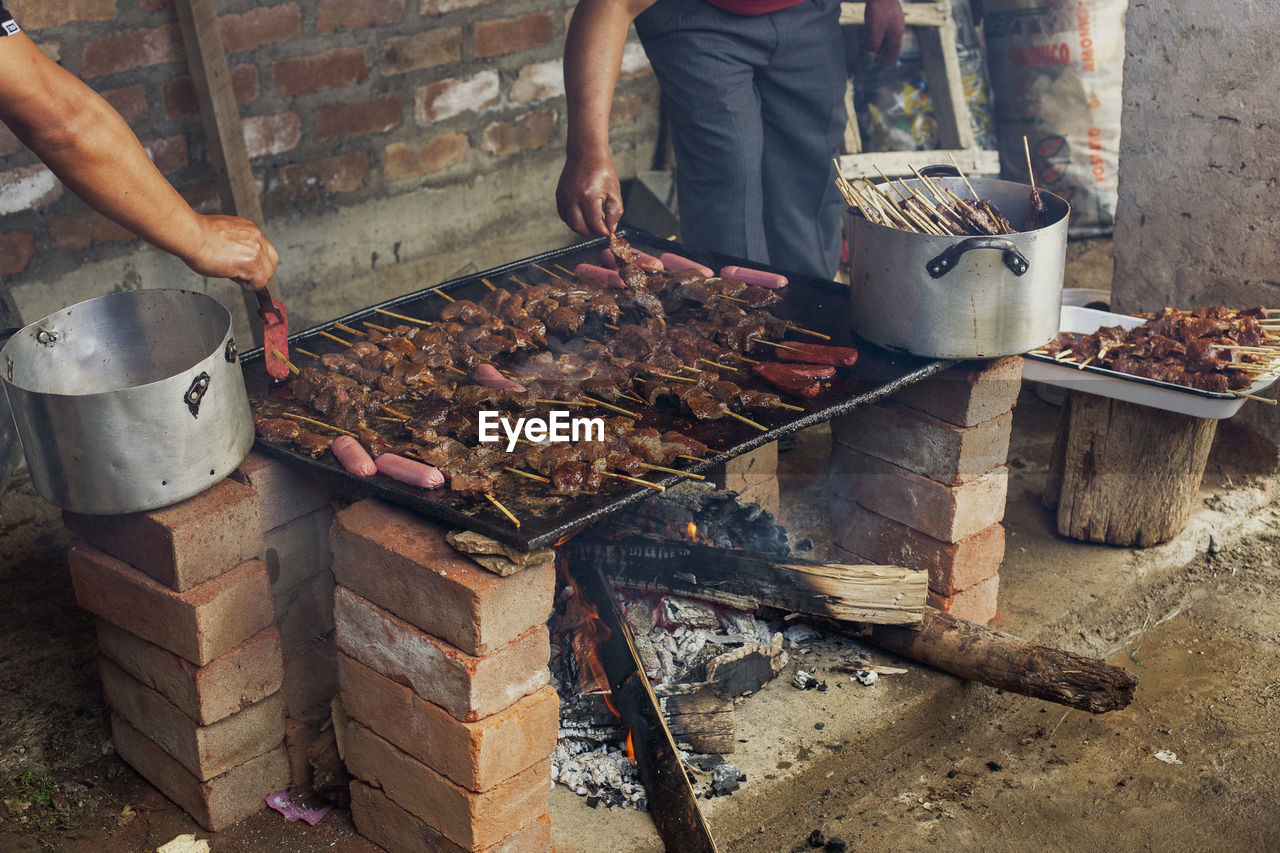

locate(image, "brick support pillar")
[[711, 442, 780, 518], [65, 475, 289, 831], [330, 499, 556, 852], [828, 357, 1022, 623]]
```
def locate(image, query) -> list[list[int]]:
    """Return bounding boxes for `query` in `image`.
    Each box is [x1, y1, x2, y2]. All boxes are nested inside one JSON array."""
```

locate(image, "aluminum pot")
[[0, 289, 253, 514], [848, 169, 1069, 359]]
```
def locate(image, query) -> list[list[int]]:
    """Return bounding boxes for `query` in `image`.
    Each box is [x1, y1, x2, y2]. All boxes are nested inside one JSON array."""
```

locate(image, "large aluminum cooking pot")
[[0, 289, 253, 514], [848, 168, 1069, 359]]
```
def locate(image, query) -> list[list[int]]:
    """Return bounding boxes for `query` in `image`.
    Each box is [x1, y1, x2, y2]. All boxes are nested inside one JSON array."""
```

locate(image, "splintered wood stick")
[[374, 307, 432, 326], [272, 350, 300, 375], [484, 492, 520, 527], [318, 330, 352, 347], [280, 411, 356, 437]]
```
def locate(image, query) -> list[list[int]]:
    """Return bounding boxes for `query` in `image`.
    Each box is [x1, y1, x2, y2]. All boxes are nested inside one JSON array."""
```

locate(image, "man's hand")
[[864, 0, 905, 67], [556, 148, 624, 237], [183, 214, 280, 292]]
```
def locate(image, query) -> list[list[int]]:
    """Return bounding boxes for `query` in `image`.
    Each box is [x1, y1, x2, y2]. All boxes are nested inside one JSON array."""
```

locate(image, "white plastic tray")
[[1021, 306, 1279, 419]]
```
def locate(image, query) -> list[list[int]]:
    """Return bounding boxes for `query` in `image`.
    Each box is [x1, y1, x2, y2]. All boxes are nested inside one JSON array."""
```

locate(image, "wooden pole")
[[175, 0, 281, 346], [862, 607, 1138, 714]]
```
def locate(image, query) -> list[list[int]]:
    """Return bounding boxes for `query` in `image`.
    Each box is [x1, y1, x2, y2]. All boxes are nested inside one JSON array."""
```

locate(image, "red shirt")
[[700, 0, 806, 14]]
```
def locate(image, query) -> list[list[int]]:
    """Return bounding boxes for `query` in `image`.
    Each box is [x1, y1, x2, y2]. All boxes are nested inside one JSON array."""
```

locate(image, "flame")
[[687, 521, 698, 541], [625, 730, 636, 764], [556, 555, 621, 720]]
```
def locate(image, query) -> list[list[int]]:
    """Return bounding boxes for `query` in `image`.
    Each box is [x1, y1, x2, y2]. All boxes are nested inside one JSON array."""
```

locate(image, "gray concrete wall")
[[1112, 0, 1280, 465]]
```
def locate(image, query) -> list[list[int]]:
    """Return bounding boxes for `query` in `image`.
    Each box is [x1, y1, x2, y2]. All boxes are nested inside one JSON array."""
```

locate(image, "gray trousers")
[[635, 0, 848, 279]]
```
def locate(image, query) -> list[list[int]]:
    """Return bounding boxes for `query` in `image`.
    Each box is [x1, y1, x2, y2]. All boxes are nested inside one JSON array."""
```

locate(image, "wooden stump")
[[1043, 390, 1217, 547]]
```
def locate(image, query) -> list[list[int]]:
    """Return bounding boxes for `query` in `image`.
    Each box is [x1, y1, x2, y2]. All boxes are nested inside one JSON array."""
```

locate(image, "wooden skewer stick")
[[604, 472, 665, 491], [295, 347, 320, 359], [1230, 391, 1278, 405], [947, 151, 982, 200], [280, 411, 356, 437], [510, 275, 532, 288], [771, 401, 805, 412], [787, 324, 832, 341], [639, 462, 706, 480], [729, 352, 761, 365], [379, 404, 411, 420], [484, 492, 521, 527], [480, 277, 497, 291], [362, 321, 393, 332], [505, 466, 550, 483], [534, 263, 565, 280], [555, 263, 577, 278], [432, 288, 456, 302], [333, 321, 362, 336], [724, 410, 768, 431], [756, 340, 803, 352], [272, 350, 300, 375], [582, 396, 640, 418], [318, 330, 352, 347], [1023, 135, 1039, 194], [374, 307, 432, 326]]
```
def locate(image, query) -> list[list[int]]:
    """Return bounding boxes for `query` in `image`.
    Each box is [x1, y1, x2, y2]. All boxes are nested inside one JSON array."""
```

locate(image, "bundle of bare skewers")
[[834, 138, 1051, 237]]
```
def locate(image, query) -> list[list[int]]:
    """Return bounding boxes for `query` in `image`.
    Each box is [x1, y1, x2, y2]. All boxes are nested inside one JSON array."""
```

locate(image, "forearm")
[[13, 89, 205, 258], [563, 0, 652, 158]]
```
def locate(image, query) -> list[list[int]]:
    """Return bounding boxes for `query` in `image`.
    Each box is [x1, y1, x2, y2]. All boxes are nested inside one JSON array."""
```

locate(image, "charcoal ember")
[[705, 632, 788, 696], [808, 829, 827, 847], [793, 669, 820, 690], [711, 763, 743, 796], [824, 838, 849, 853], [632, 632, 663, 678], [624, 601, 656, 636]]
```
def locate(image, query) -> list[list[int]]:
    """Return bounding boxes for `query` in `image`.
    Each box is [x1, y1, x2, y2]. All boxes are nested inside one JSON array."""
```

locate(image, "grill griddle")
[[241, 229, 951, 549]]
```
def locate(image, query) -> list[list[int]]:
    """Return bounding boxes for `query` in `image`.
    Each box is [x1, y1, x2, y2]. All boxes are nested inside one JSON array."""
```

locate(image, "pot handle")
[[917, 164, 961, 179], [927, 237, 1030, 279]]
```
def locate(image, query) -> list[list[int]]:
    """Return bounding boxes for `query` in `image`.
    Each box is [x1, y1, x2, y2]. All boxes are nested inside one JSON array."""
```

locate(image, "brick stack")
[[232, 453, 339, 789], [828, 357, 1022, 623], [64, 477, 288, 831], [330, 499, 558, 852]]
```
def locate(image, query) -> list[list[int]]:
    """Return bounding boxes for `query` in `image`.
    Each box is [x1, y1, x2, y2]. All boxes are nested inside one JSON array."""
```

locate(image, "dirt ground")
[[3, 239, 1279, 851]]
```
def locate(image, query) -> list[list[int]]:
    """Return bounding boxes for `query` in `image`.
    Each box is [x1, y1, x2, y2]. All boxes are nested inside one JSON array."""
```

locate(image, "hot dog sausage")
[[659, 252, 714, 277], [474, 363, 527, 392], [331, 435, 377, 477], [375, 453, 445, 489], [574, 263, 627, 289], [720, 265, 788, 289], [776, 342, 859, 367]]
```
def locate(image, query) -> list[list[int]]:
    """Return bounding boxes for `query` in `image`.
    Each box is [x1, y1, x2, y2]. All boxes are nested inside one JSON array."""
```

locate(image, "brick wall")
[[0, 0, 660, 338]]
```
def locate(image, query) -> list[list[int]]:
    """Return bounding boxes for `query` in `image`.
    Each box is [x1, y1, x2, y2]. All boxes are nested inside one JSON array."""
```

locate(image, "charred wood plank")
[[569, 537, 926, 625], [659, 683, 736, 755], [862, 607, 1138, 713], [570, 559, 718, 852]]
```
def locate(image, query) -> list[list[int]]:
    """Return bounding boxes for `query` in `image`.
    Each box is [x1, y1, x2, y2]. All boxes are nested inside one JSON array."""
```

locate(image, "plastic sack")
[[849, 0, 997, 153], [983, 0, 1127, 236]]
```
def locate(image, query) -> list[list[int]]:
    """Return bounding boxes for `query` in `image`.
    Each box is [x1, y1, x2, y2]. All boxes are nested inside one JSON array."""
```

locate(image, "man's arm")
[[556, 0, 655, 237], [864, 0, 905, 67], [0, 29, 278, 290]]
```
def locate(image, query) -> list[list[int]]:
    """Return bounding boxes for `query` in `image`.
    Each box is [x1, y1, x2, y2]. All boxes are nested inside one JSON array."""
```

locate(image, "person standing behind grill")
[[0, 2, 278, 292], [556, 0, 904, 279]]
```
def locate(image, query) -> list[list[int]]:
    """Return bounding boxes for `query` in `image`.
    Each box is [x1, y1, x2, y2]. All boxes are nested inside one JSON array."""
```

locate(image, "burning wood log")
[[569, 558, 719, 852], [860, 608, 1137, 714], [567, 537, 927, 625]]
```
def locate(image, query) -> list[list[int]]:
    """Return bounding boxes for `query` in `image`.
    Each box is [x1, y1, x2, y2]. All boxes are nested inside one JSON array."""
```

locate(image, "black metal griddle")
[[241, 229, 951, 549]]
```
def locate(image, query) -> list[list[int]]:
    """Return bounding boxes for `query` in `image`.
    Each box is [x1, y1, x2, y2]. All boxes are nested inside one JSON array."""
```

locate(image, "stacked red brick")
[[828, 358, 1022, 623], [330, 499, 558, 852], [64, 477, 289, 831], [231, 453, 341, 789]]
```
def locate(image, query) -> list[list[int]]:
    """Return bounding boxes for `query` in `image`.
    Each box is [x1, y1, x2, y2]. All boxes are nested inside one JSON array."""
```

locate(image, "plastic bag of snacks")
[[983, 0, 1127, 236]]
